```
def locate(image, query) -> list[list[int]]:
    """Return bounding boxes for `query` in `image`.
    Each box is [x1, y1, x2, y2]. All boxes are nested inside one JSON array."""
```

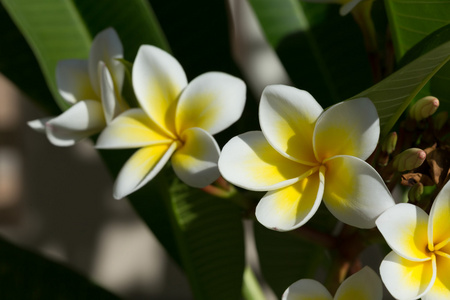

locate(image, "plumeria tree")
[[1, 0, 450, 299]]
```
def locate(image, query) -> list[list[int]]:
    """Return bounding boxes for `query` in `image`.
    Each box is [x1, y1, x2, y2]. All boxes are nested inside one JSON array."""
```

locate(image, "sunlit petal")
[[132, 45, 187, 135], [323, 155, 394, 228], [218, 131, 311, 191], [114, 142, 177, 199], [171, 127, 220, 188], [423, 255, 450, 300], [313, 98, 379, 162], [259, 85, 323, 165], [376, 203, 431, 261], [380, 251, 436, 300], [96, 108, 173, 149], [56, 59, 97, 105], [88, 28, 124, 95], [281, 279, 332, 300], [255, 171, 324, 231], [429, 181, 450, 250], [27, 117, 53, 133], [175, 72, 246, 135], [99, 61, 128, 123], [46, 100, 105, 147], [335, 267, 382, 300]]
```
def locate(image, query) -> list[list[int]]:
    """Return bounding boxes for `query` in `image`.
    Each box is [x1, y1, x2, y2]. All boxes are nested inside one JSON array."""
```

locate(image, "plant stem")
[[242, 266, 267, 300]]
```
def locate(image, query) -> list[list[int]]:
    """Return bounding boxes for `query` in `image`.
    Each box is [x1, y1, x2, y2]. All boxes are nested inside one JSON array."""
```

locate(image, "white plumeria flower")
[[282, 266, 383, 300], [219, 85, 394, 231], [376, 180, 450, 300], [28, 27, 126, 146], [301, 0, 365, 16], [96, 45, 246, 199]]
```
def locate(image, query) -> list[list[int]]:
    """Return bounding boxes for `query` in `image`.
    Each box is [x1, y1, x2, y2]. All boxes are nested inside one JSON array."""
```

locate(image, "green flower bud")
[[393, 148, 426, 172], [381, 132, 397, 154], [408, 182, 424, 203], [409, 96, 439, 121]]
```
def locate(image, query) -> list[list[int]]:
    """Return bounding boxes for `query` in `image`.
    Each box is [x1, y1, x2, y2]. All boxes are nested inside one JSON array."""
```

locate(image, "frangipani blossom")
[[301, 0, 365, 16], [376, 180, 450, 299], [96, 45, 246, 199], [219, 85, 394, 231], [282, 266, 383, 300], [28, 27, 126, 146]]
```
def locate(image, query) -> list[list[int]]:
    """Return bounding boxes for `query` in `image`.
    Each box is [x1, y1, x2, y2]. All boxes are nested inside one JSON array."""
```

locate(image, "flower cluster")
[[29, 27, 450, 299]]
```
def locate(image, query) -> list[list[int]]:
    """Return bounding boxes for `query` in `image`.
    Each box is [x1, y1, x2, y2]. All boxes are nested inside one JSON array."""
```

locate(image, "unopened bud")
[[393, 148, 426, 172], [408, 182, 424, 203], [409, 96, 439, 121], [434, 111, 448, 131], [381, 132, 397, 154]]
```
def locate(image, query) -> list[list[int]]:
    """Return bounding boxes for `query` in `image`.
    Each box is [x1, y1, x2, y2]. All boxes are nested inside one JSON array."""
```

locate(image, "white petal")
[[259, 85, 323, 165], [27, 117, 53, 133], [218, 131, 310, 191], [340, 0, 364, 16], [114, 142, 177, 199], [171, 127, 220, 188], [96, 108, 173, 149], [281, 279, 332, 300], [46, 100, 105, 147], [376, 203, 431, 261], [334, 267, 383, 300], [56, 59, 97, 105], [380, 251, 436, 300], [175, 72, 246, 135], [132, 45, 187, 135], [323, 155, 394, 229], [99, 61, 128, 123], [89, 28, 124, 95], [429, 180, 450, 250], [313, 98, 379, 162], [255, 170, 324, 231]]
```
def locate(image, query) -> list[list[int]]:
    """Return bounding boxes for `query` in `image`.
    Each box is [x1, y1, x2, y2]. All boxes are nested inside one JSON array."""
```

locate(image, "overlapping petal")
[[56, 59, 97, 105], [313, 98, 379, 162], [28, 117, 52, 133], [99, 61, 127, 123], [323, 155, 394, 228], [376, 203, 431, 261], [429, 181, 450, 248], [88, 27, 124, 95], [132, 45, 187, 135], [113, 142, 177, 199], [218, 131, 310, 191], [259, 85, 323, 165], [255, 171, 324, 231], [96, 108, 173, 149], [423, 255, 450, 300], [175, 72, 246, 135], [46, 100, 106, 147], [282, 279, 332, 300], [334, 266, 382, 300], [380, 251, 436, 300], [171, 127, 221, 188]]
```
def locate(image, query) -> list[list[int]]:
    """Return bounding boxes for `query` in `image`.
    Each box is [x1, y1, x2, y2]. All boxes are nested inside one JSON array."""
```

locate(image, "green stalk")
[[242, 266, 267, 300]]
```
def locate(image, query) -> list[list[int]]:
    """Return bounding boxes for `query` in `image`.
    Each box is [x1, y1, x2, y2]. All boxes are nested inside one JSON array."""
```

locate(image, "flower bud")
[[434, 111, 448, 131], [393, 148, 426, 172], [381, 132, 397, 154], [408, 182, 423, 203], [409, 96, 439, 121]]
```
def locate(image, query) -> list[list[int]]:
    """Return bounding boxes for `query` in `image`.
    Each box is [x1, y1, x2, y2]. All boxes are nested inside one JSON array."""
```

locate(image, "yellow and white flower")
[[376, 180, 450, 300], [219, 85, 394, 231], [96, 45, 246, 199], [28, 27, 126, 146], [282, 266, 383, 300]]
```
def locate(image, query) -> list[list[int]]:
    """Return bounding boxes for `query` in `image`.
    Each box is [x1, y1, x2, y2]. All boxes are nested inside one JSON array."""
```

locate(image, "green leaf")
[[247, 0, 373, 106], [0, 235, 119, 299], [352, 40, 450, 138], [384, 0, 450, 60], [1, 0, 169, 111], [167, 180, 246, 299]]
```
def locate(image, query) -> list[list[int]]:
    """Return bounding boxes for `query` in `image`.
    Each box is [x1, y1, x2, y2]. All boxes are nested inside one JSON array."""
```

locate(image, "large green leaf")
[[352, 40, 450, 137], [247, 0, 373, 107], [0, 235, 119, 299], [167, 180, 246, 299]]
